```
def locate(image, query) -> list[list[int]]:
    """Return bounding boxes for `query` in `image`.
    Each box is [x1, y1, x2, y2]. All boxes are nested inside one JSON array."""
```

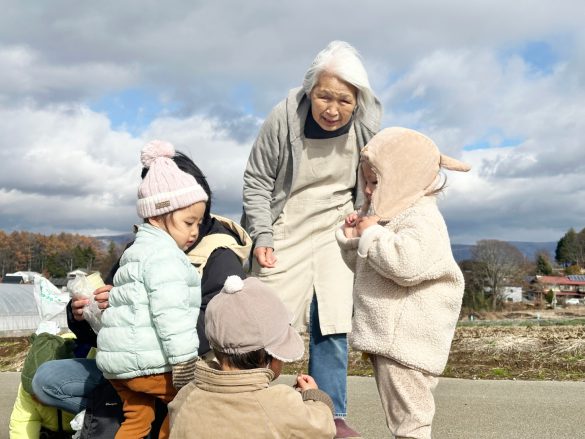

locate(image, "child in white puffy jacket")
[[336, 127, 470, 439], [96, 140, 207, 439]]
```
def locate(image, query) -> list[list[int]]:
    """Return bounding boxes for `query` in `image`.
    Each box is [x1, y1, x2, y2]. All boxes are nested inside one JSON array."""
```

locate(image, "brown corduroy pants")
[[370, 355, 438, 439], [110, 372, 177, 439]]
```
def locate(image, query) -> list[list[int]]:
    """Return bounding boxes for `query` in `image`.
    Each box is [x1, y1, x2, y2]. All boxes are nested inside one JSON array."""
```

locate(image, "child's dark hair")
[[141, 150, 212, 222], [215, 349, 273, 370]]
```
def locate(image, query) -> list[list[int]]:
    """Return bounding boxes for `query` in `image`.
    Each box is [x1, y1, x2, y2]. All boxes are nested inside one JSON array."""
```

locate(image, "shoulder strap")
[[187, 233, 239, 274]]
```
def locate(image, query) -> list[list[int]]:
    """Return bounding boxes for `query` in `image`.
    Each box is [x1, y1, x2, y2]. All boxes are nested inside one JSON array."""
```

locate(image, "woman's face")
[[309, 72, 358, 131]]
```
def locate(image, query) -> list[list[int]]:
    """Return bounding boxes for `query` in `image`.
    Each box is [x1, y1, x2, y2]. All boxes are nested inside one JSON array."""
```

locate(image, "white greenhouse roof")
[[0, 284, 37, 316]]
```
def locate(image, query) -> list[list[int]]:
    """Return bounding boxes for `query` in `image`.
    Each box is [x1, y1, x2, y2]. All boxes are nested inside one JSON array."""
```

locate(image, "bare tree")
[[471, 240, 526, 310]]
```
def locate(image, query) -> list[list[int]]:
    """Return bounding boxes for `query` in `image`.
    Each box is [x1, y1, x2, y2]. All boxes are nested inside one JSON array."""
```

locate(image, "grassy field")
[[3, 309, 585, 380], [284, 309, 585, 380]]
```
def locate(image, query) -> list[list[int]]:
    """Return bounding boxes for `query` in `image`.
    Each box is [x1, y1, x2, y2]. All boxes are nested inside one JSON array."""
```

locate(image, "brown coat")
[[168, 361, 335, 439]]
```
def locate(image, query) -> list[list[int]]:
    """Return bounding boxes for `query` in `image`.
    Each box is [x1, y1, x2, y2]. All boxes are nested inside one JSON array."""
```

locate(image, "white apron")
[[252, 128, 358, 335]]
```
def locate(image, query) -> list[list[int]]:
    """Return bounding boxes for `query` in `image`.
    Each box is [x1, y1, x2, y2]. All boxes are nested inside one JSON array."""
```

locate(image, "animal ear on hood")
[[440, 154, 471, 172]]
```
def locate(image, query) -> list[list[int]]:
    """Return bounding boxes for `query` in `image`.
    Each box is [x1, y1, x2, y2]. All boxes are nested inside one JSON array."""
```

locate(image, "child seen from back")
[[336, 127, 470, 439], [96, 140, 208, 439], [168, 275, 337, 438]]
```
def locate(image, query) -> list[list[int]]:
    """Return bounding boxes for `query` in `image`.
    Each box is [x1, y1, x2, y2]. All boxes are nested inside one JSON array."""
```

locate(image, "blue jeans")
[[32, 358, 107, 414], [308, 294, 348, 418]]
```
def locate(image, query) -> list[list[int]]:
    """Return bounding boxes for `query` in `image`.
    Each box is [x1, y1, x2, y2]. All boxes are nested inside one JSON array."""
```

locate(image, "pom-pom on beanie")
[[136, 140, 208, 218]]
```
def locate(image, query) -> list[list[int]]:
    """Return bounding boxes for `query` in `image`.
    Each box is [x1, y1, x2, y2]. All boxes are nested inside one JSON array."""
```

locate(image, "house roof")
[[536, 276, 585, 286], [568, 275, 585, 282]]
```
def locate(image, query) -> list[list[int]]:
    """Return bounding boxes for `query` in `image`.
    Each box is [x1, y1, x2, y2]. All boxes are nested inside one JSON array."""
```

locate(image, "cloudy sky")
[[1, 0, 583, 245]]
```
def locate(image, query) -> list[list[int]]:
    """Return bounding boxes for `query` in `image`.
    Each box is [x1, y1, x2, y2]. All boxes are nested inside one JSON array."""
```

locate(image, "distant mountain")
[[451, 241, 557, 262], [96, 233, 134, 248]]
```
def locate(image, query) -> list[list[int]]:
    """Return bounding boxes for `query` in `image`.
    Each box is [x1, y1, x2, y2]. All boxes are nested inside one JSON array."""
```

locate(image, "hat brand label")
[[155, 200, 171, 209]]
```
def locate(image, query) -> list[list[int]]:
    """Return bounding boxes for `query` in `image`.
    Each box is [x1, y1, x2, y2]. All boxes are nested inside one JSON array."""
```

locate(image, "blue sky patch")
[[90, 88, 167, 135], [464, 131, 524, 151], [499, 40, 559, 75], [230, 82, 256, 115]]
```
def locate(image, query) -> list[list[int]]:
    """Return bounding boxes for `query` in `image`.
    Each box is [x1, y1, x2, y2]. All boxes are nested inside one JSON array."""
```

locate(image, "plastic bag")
[[33, 276, 70, 322], [67, 273, 104, 334]]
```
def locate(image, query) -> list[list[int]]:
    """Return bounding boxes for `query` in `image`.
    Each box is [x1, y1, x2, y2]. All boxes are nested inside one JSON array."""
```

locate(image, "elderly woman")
[[242, 41, 382, 438]]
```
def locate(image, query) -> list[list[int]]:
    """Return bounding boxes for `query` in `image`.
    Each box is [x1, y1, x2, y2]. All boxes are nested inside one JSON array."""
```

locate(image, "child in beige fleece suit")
[[336, 127, 470, 439]]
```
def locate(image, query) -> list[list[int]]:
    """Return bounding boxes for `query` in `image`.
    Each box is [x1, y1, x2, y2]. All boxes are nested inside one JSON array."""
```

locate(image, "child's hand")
[[342, 223, 358, 239], [295, 374, 319, 391], [356, 215, 380, 236], [345, 211, 360, 227], [342, 211, 360, 239]]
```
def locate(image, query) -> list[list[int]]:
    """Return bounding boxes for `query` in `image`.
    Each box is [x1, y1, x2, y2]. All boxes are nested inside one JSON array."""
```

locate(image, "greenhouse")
[[0, 281, 68, 336]]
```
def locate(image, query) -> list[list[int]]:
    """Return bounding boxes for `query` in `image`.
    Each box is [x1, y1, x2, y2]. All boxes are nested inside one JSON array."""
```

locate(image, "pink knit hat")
[[136, 140, 208, 218]]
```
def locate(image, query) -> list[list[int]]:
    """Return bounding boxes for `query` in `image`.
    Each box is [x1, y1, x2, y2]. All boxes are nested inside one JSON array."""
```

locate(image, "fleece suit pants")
[[110, 373, 177, 439], [370, 355, 438, 439]]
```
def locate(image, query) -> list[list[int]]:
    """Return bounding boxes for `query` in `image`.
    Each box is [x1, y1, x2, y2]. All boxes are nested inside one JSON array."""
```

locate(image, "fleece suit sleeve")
[[357, 212, 449, 287], [335, 227, 360, 272]]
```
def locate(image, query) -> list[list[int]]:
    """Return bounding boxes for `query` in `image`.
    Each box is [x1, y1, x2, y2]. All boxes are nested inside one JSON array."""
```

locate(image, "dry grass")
[[4, 308, 585, 381]]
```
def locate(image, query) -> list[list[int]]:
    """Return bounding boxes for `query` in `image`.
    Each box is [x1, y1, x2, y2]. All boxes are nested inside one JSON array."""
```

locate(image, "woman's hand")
[[72, 285, 112, 321], [94, 285, 112, 310], [254, 246, 277, 268], [71, 296, 89, 321]]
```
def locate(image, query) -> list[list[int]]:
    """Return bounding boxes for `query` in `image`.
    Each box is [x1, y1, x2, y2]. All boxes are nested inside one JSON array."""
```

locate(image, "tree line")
[[0, 230, 123, 279], [462, 226, 585, 312]]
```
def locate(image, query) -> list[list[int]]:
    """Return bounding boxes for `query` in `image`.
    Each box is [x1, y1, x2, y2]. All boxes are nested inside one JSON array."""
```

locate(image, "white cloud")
[[0, 0, 584, 246]]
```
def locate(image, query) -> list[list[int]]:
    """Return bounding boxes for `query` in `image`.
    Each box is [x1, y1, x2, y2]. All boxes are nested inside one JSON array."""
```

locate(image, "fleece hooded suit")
[[336, 127, 469, 439]]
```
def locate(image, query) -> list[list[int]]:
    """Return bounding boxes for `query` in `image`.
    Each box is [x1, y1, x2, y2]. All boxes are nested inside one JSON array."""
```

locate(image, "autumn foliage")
[[0, 230, 123, 279]]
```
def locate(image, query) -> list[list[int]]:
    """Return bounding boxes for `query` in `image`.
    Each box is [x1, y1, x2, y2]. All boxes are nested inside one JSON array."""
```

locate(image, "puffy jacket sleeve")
[[357, 210, 450, 287], [144, 250, 200, 364], [242, 102, 287, 249]]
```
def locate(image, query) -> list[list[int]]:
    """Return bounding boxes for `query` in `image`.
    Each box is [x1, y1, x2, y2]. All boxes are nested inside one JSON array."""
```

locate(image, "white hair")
[[302, 41, 375, 120]]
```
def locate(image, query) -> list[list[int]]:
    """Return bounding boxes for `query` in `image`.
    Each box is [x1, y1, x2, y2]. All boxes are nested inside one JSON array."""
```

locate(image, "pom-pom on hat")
[[205, 275, 305, 362], [136, 140, 208, 218]]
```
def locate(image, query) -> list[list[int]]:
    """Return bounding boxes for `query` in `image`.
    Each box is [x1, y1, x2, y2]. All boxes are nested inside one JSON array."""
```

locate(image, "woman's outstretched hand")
[[254, 246, 277, 268]]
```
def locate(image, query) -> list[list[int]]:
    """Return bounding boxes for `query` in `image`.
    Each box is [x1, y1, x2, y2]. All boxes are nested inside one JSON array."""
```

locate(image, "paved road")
[[2, 372, 585, 438]]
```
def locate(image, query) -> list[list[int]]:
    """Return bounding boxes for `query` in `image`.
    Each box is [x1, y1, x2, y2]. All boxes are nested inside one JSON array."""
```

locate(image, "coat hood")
[[362, 127, 470, 221]]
